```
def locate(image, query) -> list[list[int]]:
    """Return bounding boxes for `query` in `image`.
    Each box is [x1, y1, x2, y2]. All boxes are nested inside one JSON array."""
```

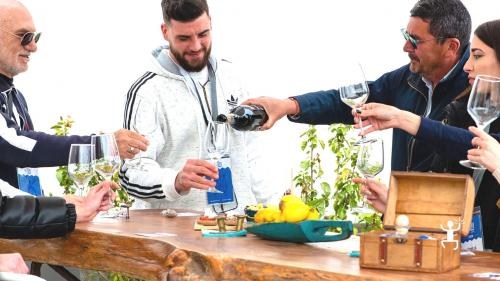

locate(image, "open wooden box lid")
[[383, 171, 475, 236]]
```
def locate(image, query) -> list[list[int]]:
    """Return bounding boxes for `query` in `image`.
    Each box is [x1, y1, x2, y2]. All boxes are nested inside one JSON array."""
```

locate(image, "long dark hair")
[[475, 19, 500, 62]]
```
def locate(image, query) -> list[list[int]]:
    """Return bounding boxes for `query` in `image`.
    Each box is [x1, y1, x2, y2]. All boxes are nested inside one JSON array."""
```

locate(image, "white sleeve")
[[120, 80, 190, 203], [0, 179, 31, 197]]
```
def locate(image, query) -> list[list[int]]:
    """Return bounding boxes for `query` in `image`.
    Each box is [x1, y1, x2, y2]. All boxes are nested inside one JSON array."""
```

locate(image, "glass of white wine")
[[67, 144, 94, 196], [459, 75, 500, 169], [91, 134, 120, 181], [202, 121, 230, 194], [339, 63, 371, 145], [354, 138, 384, 214]]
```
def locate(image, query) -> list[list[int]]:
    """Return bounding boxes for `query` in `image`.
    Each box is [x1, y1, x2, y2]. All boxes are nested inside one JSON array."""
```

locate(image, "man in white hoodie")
[[119, 0, 282, 213]]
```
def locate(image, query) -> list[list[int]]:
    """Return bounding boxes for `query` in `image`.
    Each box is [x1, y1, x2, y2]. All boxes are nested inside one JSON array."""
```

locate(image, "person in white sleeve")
[[119, 0, 282, 214]]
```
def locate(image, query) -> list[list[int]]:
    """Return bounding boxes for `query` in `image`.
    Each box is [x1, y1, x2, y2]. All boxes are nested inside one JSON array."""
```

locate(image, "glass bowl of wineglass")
[[353, 138, 384, 215], [339, 62, 371, 146], [459, 75, 500, 169], [67, 144, 94, 196]]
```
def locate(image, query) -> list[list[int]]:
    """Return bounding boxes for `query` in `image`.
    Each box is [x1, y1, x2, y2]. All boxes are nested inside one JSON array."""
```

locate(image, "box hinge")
[[379, 237, 387, 264], [414, 239, 423, 268]]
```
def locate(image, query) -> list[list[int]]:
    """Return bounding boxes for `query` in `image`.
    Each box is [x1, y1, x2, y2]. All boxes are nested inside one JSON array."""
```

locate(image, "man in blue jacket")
[[244, 0, 471, 172], [0, 0, 148, 189]]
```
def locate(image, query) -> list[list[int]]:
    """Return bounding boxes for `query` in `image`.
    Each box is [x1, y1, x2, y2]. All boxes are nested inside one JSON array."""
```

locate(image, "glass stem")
[[358, 114, 365, 139]]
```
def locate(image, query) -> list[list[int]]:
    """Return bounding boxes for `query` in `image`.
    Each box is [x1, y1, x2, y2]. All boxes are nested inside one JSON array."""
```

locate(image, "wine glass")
[[67, 144, 94, 196], [339, 63, 371, 145], [460, 75, 500, 169], [91, 134, 121, 181], [91, 134, 122, 217], [131, 99, 158, 170], [354, 138, 384, 214], [202, 121, 230, 193]]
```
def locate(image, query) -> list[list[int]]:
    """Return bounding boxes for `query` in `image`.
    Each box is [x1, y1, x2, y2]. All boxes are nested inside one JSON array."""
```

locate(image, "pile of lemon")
[[254, 195, 320, 223]]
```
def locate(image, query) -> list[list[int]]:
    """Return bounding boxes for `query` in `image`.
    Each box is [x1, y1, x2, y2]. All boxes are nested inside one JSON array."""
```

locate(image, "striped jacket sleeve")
[[118, 72, 184, 202], [0, 111, 91, 168]]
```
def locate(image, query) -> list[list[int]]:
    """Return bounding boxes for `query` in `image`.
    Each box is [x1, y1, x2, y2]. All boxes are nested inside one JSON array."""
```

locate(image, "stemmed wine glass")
[[460, 75, 500, 169], [339, 63, 371, 145], [353, 138, 384, 214], [67, 144, 94, 196], [131, 99, 158, 170], [203, 121, 230, 194], [92, 134, 122, 217], [92, 134, 121, 181]]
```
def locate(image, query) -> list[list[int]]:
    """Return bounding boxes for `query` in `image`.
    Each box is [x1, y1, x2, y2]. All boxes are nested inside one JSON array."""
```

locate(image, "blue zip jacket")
[[417, 118, 500, 160], [0, 74, 90, 188], [290, 47, 470, 172]]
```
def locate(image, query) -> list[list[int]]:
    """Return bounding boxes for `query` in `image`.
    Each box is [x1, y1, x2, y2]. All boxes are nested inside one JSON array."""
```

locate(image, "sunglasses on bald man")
[[0, 27, 41, 46]]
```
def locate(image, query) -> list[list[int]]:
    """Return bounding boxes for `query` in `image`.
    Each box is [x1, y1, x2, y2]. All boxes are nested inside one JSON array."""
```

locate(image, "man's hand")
[[242, 97, 299, 130], [174, 159, 218, 194], [468, 126, 500, 173], [114, 129, 149, 159], [353, 103, 421, 136], [74, 181, 119, 222], [0, 253, 28, 274], [353, 178, 388, 213]]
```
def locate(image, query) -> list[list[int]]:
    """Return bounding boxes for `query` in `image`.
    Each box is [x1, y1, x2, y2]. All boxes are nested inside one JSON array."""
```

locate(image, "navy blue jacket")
[[417, 118, 500, 160], [0, 74, 90, 188], [290, 48, 470, 172]]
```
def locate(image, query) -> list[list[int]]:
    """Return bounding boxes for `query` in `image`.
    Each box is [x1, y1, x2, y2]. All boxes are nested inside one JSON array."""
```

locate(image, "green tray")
[[245, 220, 353, 243]]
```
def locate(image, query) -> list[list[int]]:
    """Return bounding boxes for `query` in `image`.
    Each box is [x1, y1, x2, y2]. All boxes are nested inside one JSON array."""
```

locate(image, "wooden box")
[[360, 172, 475, 273]]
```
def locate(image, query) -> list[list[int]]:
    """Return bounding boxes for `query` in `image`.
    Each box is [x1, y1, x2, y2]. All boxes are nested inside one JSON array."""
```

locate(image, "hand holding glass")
[[459, 75, 500, 169], [203, 121, 230, 193]]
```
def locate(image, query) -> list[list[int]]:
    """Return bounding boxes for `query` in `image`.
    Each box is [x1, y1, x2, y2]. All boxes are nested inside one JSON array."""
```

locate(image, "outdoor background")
[[16, 0, 500, 197]]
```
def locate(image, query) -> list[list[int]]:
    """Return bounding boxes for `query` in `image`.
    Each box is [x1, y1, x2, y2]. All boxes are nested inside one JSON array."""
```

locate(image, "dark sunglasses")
[[0, 27, 41, 46], [400, 28, 444, 49]]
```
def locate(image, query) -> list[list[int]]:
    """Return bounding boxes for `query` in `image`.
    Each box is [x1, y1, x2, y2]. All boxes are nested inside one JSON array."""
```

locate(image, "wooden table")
[[0, 209, 499, 280]]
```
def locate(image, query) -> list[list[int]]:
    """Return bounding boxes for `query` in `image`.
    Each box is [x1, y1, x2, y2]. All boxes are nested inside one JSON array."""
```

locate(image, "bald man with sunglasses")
[[0, 0, 149, 191]]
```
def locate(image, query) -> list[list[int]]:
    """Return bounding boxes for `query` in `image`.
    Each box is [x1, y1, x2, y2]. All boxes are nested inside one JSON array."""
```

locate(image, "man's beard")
[[171, 45, 211, 72]]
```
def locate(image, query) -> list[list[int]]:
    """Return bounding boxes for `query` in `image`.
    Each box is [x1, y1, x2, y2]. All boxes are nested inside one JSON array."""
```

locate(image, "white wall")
[[16, 0, 500, 196]]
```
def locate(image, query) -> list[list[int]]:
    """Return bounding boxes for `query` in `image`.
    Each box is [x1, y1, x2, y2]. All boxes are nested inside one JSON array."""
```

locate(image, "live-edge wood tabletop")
[[0, 209, 499, 281]]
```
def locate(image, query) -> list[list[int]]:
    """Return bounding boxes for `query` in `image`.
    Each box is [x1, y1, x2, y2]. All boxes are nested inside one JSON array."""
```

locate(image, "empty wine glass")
[[354, 138, 384, 214], [67, 144, 94, 196], [131, 99, 158, 170], [203, 121, 230, 193], [339, 63, 371, 145], [460, 75, 500, 169]]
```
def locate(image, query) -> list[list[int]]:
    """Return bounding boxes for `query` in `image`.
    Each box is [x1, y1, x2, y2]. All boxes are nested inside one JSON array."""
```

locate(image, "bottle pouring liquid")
[[216, 105, 268, 131]]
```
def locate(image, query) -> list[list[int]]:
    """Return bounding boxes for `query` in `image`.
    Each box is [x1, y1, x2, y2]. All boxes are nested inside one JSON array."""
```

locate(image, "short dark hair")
[[161, 0, 209, 24], [475, 19, 500, 63], [410, 0, 471, 56]]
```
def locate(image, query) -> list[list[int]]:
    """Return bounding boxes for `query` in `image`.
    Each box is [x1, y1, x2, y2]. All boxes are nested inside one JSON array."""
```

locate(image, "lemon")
[[282, 202, 311, 223], [254, 209, 266, 223], [279, 195, 303, 212], [263, 207, 281, 223], [306, 208, 320, 220]]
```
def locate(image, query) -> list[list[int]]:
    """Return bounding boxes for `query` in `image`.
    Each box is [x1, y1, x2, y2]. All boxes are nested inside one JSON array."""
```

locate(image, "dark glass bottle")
[[216, 105, 268, 131]]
